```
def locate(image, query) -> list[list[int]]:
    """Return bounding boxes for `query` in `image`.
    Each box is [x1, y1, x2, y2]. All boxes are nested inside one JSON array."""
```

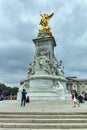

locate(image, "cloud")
[[0, 0, 87, 87]]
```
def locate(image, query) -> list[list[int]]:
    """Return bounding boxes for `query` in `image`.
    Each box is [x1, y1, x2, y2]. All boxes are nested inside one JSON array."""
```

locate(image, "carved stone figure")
[[53, 81, 64, 92], [57, 61, 64, 76], [27, 62, 36, 75], [19, 81, 29, 92], [36, 55, 50, 73], [50, 62, 57, 75]]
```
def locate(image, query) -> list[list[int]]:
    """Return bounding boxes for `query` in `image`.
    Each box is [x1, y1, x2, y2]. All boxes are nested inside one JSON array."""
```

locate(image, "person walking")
[[21, 89, 27, 106], [72, 90, 80, 107]]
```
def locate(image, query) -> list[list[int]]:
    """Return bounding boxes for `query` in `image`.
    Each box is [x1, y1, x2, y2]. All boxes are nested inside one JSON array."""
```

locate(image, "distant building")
[[66, 77, 87, 95]]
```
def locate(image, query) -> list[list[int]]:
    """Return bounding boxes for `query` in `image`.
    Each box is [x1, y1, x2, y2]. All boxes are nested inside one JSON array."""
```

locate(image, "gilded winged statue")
[[40, 13, 54, 28], [38, 13, 54, 36]]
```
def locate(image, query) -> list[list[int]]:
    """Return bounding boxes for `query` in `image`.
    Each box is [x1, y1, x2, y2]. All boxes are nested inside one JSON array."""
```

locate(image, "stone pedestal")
[[24, 75, 66, 102]]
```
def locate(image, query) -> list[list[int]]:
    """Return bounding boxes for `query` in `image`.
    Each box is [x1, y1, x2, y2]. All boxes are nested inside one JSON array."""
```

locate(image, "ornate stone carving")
[[57, 61, 64, 76], [27, 61, 36, 75], [35, 55, 50, 73], [53, 81, 64, 92]]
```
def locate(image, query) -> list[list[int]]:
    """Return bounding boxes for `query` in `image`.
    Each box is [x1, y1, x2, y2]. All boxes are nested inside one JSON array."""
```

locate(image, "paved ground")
[[0, 100, 87, 113]]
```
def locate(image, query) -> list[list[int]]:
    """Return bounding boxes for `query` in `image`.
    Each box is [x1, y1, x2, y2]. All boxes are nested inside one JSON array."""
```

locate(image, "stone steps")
[[0, 118, 87, 123], [0, 112, 87, 129], [0, 123, 87, 129], [0, 115, 87, 119], [0, 111, 87, 115], [0, 113, 87, 118], [0, 129, 87, 130]]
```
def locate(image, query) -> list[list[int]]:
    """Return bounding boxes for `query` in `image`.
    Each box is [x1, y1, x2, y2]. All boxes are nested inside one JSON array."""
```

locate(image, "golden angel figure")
[[40, 13, 54, 28], [38, 13, 54, 36]]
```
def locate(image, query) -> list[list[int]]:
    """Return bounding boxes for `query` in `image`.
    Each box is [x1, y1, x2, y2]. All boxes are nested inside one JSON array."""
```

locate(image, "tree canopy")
[[0, 83, 18, 96]]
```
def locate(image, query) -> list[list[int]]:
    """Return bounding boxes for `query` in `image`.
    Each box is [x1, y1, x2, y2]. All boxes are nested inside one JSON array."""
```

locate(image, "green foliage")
[[0, 83, 18, 96]]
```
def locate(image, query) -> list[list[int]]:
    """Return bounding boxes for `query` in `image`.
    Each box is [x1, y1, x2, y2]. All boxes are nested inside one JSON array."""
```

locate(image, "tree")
[[0, 83, 18, 96]]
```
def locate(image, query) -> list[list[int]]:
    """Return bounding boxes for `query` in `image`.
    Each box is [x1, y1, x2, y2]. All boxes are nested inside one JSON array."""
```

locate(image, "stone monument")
[[17, 13, 70, 101]]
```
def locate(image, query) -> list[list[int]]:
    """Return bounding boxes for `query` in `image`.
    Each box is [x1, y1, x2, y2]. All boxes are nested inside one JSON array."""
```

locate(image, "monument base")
[[18, 75, 68, 102]]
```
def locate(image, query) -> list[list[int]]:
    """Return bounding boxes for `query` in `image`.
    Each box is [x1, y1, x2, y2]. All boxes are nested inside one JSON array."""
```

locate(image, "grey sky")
[[0, 0, 87, 87]]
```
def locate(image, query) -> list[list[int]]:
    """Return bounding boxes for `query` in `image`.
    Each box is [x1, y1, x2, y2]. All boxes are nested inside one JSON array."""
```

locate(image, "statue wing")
[[47, 13, 54, 21], [39, 14, 43, 25]]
